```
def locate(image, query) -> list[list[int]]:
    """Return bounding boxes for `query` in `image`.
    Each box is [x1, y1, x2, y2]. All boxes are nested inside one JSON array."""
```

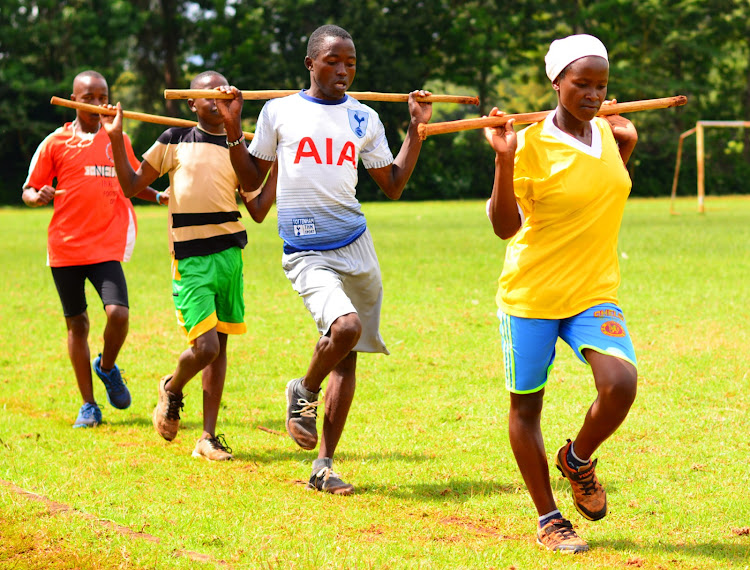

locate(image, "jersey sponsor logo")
[[293, 137, 356, 168], [83, 165, 118, 178], [601, 320, 626, 337], [347, 109, 369, 138], [292, 217, 317, 236]]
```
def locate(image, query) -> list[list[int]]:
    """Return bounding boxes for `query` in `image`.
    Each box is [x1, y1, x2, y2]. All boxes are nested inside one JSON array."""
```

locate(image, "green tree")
[[0, 0, 140, 203]]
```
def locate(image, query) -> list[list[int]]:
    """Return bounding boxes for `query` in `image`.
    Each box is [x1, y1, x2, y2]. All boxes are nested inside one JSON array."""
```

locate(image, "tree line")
[[1, 0, 748, 205]]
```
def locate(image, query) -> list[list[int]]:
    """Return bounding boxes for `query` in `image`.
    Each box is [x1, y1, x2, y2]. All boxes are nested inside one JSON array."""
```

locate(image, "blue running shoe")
[[73, 402, 102, 428], [93, 354, 131, 409]]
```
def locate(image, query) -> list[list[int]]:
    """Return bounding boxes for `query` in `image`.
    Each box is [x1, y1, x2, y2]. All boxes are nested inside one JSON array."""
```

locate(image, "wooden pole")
[[417, 95, 688, 140], [670, 125, 697, 214], [696, 121, 705, 214], [163, 89, 480, 106], [50, 96, 254, 140]]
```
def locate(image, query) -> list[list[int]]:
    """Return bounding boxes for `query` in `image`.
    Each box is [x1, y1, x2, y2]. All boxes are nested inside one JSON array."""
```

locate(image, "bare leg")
[[302, 312, 361, 393], [201, 332, 228, 438], [66, 312, 94, 404], [98, 304, 129, 370], [166, 328, 221, 396], [509, 389, 557, 516], [319, 351, 357, 460], [573, 350, 637, 460]]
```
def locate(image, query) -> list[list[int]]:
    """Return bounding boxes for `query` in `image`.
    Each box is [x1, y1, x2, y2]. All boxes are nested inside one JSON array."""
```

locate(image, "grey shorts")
[[282, 229, 389, 354]]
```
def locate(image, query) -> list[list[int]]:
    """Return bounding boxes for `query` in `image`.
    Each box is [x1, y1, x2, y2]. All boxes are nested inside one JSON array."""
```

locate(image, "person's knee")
[[330, 313, 362, 349], [509, 391, 545, 422], [67, 313, 89, 337], [599, 364, 638, 408], [193, 333, 221, 367], [106, 305, 129, 329]]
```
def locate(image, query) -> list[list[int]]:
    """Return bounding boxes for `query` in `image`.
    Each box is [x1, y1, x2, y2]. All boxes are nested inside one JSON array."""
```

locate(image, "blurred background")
[[1, 0, 748, 203]]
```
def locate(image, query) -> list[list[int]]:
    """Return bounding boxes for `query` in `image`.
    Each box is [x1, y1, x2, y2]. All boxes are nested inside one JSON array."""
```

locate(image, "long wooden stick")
[[164, 89, 479, 106], [50, 96, 254, 140], [417, 95, 688, 140]]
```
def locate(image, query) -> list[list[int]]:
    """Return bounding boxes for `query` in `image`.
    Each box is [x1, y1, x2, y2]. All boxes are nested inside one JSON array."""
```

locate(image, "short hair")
[[190, 70, 228, 89], [306, 25, 353, 59], [73, 70, 106, 87]]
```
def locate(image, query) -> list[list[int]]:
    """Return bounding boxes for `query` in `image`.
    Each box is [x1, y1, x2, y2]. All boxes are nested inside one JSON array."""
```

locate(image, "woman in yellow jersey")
[[484, 34, 639, 553]]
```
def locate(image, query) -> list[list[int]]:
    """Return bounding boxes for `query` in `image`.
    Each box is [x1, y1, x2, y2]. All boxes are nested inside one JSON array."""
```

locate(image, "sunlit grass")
[[1, 197, 748, 569]]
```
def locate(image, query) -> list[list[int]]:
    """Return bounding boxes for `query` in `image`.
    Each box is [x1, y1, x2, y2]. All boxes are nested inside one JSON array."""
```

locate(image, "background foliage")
[[1, 0, 749, 204]]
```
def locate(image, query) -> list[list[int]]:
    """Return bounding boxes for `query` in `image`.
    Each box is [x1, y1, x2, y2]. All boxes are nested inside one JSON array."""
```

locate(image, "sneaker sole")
[[285, 379, 317, 450], [305, 482, 355, 496], [191, 450, 233, 461], [554, 455, 608, 522], [536, 537, 589, 553]]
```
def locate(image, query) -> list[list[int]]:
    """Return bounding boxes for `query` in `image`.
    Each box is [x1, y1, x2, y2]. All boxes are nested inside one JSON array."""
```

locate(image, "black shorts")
[[50, 261, 129, 317]]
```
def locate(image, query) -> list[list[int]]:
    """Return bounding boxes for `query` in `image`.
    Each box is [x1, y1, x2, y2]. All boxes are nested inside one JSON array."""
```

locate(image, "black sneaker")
[[306, 459, 354, 495], [285, 377, 321, 450]]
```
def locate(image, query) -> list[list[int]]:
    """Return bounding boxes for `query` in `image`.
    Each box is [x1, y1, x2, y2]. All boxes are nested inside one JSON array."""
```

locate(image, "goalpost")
[[671, 120, 750, 214]]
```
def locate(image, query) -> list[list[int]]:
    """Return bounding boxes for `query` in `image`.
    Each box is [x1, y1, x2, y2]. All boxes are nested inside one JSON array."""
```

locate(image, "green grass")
[[1, 197, 749, 569]]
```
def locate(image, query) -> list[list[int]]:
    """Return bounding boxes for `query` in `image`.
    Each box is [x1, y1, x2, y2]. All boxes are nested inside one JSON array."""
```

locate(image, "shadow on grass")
[[362, 479, 520, 503], [233, 448, 433, 464], [593, 537, 750, 565]]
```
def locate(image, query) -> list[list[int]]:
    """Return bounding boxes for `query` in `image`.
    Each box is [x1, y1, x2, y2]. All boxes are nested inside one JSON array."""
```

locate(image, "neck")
[[553, 108, 590, 140], [74, 118, 100, 135], [197, 123, 225, 136]]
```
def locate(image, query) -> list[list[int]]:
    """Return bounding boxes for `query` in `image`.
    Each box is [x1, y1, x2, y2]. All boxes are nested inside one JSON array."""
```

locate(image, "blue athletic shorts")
[[498, 302, 637, 394]]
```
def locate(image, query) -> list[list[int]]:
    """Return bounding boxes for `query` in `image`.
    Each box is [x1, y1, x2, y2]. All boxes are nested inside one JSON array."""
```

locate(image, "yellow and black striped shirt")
[[143, 126, 247, 259]]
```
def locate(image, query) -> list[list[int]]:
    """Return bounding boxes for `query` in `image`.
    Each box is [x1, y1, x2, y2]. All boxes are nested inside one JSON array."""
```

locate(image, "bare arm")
[[101, 103, 161, 197], [22, 185, 56, 207], [215, 85, 271, 191], [601, 100, 638, 165], [239, 160, 277, 223], [366, 90, 433, 200], [483, 108, 521, 240]]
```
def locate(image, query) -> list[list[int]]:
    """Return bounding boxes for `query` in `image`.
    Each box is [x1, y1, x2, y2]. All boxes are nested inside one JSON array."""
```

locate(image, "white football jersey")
[[250, 91, 394, 253]]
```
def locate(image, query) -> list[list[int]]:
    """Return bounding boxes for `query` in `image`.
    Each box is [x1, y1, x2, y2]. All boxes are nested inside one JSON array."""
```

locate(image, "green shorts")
[[171, 247, 246, 344]]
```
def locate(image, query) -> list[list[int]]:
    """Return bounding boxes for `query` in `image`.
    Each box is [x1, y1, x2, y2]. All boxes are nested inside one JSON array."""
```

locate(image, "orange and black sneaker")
[[555, 439, 607, 521], [536, 518, 589, 553]]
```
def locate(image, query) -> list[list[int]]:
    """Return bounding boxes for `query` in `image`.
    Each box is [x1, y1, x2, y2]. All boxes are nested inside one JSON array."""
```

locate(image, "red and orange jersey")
[[24, 122, 140, 267]]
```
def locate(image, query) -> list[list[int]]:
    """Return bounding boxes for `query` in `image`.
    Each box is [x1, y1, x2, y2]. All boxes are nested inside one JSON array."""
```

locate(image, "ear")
[[552, 82, 561, 93], [188, 99, 197, 112], [304, 56, 313, 71]]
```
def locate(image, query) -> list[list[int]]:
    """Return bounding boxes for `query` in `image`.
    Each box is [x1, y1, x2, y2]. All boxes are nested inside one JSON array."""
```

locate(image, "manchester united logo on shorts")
[[601, 320, 626, 337]]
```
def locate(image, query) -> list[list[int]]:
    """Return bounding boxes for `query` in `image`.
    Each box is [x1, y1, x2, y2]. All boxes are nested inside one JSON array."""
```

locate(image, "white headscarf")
[[545, 34, 608, 82]]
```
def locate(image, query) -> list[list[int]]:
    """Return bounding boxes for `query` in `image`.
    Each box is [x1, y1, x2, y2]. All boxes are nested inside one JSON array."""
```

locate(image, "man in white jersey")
[[216, 24, 432, 494]]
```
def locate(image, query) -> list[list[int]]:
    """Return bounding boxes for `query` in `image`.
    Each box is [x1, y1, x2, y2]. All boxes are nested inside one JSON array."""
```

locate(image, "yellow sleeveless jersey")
[[497, 110, 632, 319]]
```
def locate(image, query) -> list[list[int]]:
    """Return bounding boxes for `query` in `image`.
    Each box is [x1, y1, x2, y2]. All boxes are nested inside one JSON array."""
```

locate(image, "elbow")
[[495, 228, 517, 240]]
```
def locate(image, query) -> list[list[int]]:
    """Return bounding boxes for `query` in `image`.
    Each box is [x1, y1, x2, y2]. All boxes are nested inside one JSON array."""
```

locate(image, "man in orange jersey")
[[22, 70, 164, 428]]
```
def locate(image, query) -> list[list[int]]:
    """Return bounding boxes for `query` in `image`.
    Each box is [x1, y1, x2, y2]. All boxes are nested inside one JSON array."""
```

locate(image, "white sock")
[[539, 509, 562, 527]]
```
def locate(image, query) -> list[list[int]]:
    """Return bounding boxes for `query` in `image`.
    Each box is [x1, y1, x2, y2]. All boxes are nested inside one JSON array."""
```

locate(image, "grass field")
[[1, 197, 749, 569]]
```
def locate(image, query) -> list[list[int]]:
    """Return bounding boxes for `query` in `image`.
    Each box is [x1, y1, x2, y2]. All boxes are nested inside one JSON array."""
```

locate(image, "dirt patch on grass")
[[0, 478, 226, 566]]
